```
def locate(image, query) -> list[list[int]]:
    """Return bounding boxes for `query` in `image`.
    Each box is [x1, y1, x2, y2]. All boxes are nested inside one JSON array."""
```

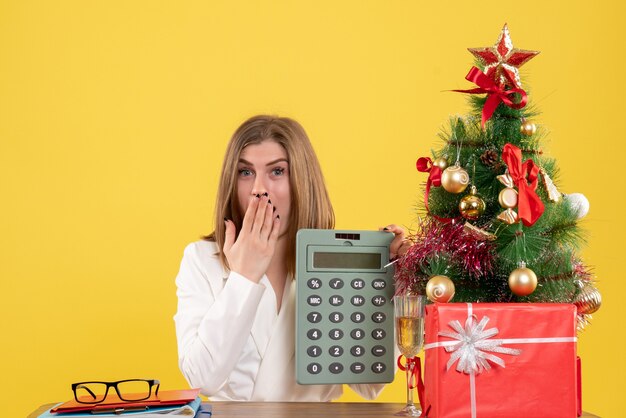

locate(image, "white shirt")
[[174, 240, 385, 401]]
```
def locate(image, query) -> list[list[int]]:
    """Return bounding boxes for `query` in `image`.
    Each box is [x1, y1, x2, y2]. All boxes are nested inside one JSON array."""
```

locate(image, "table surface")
[[29, 401, 600, 418]]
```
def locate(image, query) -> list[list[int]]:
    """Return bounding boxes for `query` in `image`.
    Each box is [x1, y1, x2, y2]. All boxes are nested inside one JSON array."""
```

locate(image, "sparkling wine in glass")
[[394, 295, 426, 417]]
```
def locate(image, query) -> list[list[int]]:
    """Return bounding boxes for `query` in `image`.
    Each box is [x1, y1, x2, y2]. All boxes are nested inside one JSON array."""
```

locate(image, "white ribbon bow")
[[439, 315, 522, 374]]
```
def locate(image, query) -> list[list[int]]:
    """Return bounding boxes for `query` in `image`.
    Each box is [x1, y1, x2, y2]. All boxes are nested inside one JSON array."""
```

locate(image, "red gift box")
[[422, 303, 578, 418]]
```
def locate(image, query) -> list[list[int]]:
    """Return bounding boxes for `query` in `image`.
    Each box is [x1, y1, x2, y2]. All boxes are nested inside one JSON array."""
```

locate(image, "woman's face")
[[236, 139, 291, 236]]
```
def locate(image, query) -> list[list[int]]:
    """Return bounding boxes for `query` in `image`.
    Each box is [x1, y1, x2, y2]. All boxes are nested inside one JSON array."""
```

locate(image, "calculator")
[[295, 229, 395, 385]]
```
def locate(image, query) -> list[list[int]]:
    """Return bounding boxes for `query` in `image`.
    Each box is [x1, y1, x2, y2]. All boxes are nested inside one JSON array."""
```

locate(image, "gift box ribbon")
[[423, 303, 577, 418]]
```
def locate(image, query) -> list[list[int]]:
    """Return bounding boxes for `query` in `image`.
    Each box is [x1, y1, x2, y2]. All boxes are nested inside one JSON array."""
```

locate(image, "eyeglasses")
[[71, 379, 160, 404]]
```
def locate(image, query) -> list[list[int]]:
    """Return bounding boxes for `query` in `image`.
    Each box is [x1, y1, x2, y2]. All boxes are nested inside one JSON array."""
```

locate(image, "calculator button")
[[372, 279, 387, 290], [372, 328, 386, 340], [350, 345, 365, 357], [329, 345, 344, 357], [329, 295, 344, 306], [372, 345, 386, 356], [351, 295, 365, 306], [329, 312, 344, 323], [307, 312, 322, 323], [307, 345, 322, 357], [307, 329, 322, 340], [351, 362, 365, 374], [329, 278, 344, 289], [372, 362, 387, 373], [371, 296, 386, 306], [307, 295, 322, 306], [307, 278, 322, 289], [307, 363, 322, 374], [329, 329, 344, 340], [351, 312, 365, 323], [350, 328, 365, 340], [351, 279, 365, 290], [372, 312, 386, 323], [329, 363, 344, 374]]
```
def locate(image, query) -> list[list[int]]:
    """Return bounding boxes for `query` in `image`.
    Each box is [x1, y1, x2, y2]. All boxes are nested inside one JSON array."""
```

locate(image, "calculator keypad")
[[297, 272, 394, 384]]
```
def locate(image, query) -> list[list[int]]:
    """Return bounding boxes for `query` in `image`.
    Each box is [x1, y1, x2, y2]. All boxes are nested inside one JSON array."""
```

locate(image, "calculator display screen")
[[313, 252, 380, 269]]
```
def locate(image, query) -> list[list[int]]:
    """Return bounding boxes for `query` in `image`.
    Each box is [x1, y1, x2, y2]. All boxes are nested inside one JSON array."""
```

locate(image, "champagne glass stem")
[[406, 363, 414, 407]]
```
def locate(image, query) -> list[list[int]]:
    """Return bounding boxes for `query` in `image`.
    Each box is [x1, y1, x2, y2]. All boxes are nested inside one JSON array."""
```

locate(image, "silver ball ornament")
[[564, 193, 590, 219]]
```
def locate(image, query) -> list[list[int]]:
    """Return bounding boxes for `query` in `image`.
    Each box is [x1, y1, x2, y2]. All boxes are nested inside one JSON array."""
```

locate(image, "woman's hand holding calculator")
[[223, 193, 281, 282], [382, 224, 412, 260]]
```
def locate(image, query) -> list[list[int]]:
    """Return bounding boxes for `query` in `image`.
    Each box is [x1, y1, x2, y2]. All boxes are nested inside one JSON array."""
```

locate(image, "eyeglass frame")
[[71, 379, 160, 404]]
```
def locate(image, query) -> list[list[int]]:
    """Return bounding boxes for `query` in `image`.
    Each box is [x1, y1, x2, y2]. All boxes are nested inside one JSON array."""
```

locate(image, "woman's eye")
[[238, 169, 253, 177], [272, 167, 285, 176]]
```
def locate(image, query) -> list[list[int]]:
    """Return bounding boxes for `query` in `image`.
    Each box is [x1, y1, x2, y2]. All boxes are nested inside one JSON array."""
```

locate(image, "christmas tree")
[[394, 24, 601, 330]]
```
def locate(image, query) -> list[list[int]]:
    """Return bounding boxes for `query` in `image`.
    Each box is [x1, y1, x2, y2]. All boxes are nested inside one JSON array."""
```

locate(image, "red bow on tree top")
[[502, 143, 544, 227], [454, 66, 528, 129]]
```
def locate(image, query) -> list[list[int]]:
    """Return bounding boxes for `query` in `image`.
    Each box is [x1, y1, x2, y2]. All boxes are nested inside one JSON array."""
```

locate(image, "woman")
[[174, 115, 409, 401]]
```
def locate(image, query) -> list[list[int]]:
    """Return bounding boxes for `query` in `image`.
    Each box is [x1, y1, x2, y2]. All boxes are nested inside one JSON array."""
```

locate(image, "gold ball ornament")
[[508, 265, 538, 296], [441, 164, 470, 194], [426, 275, 456, 303], [459, 186, 486, 220], [574, 284, 602, 315], [433, 156, 449, 171], [520, 120, 537, 136]]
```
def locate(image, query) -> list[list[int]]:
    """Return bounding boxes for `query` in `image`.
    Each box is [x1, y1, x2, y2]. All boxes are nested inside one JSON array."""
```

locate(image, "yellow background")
[[1, 1, 623, 416]]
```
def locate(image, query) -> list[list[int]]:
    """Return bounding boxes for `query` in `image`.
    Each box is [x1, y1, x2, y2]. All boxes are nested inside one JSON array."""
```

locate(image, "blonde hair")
[[205, 115, 335, 277]]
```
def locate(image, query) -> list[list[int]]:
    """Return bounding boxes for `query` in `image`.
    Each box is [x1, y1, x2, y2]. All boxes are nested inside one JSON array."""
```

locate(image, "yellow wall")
[[1, 1, 623, 416]]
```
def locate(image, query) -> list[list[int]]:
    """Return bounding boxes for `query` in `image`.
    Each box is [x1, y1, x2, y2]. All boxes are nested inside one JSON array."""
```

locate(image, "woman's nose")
[[251, 177, 268, 197]]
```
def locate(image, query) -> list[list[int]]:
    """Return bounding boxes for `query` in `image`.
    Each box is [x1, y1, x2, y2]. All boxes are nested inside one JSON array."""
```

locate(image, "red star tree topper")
[[468, 24, 539, 89]]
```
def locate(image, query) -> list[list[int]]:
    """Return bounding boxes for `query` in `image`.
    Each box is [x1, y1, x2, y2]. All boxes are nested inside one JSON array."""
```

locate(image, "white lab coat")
[[174, 240, 386, 401]]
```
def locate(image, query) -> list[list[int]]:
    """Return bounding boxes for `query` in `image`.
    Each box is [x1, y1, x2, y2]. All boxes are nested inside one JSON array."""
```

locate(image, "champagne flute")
[[394, 294, 426, 417]]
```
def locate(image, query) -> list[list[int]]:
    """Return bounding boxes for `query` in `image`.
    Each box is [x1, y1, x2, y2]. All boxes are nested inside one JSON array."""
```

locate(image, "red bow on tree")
[[416, 157, 457, 223], [454, 66, 528, 129], [416, 157, 442, 212], [502, 143, 544, 226], [416, 157, 442, 186]]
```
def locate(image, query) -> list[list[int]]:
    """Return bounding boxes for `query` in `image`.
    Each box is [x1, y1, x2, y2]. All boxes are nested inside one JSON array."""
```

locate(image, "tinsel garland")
[[573, 260, 593, 283], [572, 260, 599, 330], [394, 219, 497, 295]]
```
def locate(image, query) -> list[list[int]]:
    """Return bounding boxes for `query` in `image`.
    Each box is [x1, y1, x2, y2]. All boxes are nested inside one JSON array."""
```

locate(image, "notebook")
[[50, 388, 200, 414]]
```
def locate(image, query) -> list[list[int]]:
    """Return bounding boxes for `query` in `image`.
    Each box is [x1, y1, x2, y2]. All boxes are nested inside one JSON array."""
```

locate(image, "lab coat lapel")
[[250, 278, 295, 401]]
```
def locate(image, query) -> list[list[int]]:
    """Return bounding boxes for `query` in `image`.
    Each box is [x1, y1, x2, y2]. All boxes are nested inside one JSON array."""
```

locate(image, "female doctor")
[[174, 115, 410, 401]]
